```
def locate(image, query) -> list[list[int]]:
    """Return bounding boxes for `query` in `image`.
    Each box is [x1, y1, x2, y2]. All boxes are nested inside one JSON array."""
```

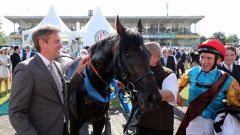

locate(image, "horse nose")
[[147, 94, 155, 103], [147, 93, 162, 107]]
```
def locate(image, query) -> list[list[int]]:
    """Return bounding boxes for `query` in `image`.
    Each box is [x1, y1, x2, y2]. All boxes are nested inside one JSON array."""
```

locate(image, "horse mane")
[[89, 34, 119, 55]]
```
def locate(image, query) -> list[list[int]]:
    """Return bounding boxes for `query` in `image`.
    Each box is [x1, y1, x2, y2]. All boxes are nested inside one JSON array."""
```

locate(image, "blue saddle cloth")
[[64, 58, 133, 112], [83, 70, 133, 113], [83, 68, 116, 103]]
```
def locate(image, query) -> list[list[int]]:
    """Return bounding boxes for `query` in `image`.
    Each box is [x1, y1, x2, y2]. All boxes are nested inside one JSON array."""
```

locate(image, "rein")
[[89, 57, 110, 88]]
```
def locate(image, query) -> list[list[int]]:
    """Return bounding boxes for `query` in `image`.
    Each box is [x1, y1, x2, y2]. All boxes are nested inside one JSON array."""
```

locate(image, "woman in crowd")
[[0, 47, 10, 91]]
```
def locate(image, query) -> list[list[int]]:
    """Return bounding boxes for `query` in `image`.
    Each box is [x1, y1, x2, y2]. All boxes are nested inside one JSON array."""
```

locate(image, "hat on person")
[[198, 39, 225, 61], [0, 47, 8, 52]]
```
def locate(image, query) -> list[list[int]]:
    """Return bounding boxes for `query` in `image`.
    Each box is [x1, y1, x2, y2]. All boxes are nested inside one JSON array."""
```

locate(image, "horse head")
[[64, 16, 161, 115], [115, 16, 161, 111]]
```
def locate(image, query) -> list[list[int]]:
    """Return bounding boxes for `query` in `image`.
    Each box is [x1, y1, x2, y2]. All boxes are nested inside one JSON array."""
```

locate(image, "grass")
[[0, 79, 11, 105], [109, 97, 121, 109]]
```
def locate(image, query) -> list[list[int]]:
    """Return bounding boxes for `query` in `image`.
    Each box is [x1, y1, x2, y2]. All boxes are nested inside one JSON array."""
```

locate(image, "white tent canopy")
[[22, 5, 73, 46], [77, 6, 116, 47]]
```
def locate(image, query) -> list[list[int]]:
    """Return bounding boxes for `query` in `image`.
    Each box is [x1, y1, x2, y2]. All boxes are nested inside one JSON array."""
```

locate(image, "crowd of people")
[[3, 24, 240, 135], [0, 44, 36, 91]]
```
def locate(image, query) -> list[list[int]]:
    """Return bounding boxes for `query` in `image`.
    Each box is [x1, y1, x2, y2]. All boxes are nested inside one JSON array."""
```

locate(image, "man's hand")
[[159, 90, 174, 102], [177, 94, 184, 106], [76, 56, 90, 75]]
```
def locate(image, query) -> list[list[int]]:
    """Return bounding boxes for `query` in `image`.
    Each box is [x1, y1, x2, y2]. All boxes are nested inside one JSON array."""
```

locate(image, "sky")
[[0, 0, 240, 37]]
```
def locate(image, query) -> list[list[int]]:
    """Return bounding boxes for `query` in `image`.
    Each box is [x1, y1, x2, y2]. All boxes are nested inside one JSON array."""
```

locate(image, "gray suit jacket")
[[9, 54, 68, 135]]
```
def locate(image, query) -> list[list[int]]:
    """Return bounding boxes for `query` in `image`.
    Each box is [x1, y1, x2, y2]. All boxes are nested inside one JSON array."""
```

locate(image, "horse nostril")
[[147, 94, 154, 103]]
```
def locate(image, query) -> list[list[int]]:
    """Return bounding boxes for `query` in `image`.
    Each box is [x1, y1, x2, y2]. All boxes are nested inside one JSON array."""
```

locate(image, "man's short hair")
[[14, 46, 19, 51], [145, 42, 161, 58], [32, 25, 60, 52], [161, 47, 168, 53], [25, 44, 31, 49], [225, 45, 237, 54]]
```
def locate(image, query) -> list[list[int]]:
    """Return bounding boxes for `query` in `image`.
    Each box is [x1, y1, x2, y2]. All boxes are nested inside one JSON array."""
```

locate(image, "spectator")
[[218, 45, 240, 84], [189, 49, 200, 67], [10, 46, 21, 73], [22, 44, 35, 61], [175, 48, 186, 78], [136, 42, 178, 135], [0, 47, 10, 91], [160, 47, 176, 73]]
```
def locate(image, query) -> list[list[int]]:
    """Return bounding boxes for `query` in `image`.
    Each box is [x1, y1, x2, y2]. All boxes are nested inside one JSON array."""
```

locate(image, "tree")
[[0, 20, 7, 45], [226, 34, 239, 47], [211, 32, 226, 44], [200, 35, 207, 43]]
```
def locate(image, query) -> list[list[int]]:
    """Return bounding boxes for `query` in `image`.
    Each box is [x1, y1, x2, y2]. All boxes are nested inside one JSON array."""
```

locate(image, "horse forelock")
[[119, 28, 144, 52], [88, 34, 120, 80], [117, 27, 150, 75]]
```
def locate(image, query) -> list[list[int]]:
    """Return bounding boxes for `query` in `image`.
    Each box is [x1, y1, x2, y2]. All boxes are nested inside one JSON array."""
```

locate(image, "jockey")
[[176, 39, 240, 135]]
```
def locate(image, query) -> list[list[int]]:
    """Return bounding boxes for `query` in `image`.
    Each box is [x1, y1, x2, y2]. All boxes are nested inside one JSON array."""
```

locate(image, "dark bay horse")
[[58, 16, 162, 135]]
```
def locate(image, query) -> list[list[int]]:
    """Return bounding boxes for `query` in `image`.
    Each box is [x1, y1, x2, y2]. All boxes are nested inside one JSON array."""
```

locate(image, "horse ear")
[[116, 15, 125, 35], [137, 19, 143, 33]]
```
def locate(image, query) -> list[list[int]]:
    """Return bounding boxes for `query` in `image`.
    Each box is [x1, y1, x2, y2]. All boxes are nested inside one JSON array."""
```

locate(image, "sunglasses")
[[195, 81, 213, 88], [195, 70, 216, 88]]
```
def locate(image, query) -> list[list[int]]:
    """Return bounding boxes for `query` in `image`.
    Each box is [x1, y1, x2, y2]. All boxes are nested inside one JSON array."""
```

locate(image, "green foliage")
[[207, 32, 240, 46], [0, 33, 7, 45], [211, 32, 226, 44], [0, 21, 7, 45], [200, 35, 207, 43], [226, 34, 239, 47]]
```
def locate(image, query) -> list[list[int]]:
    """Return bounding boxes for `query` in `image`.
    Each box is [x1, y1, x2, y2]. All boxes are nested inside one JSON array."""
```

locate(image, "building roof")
[[5, 15, 204, 25], [25, 5, 70, 32], [78, 6, 116, 47]]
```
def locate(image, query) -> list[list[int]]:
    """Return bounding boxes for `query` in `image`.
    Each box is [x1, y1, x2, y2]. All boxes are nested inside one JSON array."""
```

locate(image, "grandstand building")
[[5, 13, 204, 48]]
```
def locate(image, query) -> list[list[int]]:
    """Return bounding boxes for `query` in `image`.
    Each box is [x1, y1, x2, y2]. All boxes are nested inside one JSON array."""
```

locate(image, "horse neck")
[[87, 56, 115, 91]]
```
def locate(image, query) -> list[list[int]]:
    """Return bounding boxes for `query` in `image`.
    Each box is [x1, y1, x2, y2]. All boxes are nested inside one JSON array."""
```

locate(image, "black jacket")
[[10, 52, 21, 73], [160, 56, 176, 73], [218, 63, 240, 84]]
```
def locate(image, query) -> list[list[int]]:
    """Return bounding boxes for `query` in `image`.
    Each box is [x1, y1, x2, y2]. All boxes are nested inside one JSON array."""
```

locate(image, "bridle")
[[87, 38, 154, 97], [115, 46, 154, 95], [116, 52, 154, 134]]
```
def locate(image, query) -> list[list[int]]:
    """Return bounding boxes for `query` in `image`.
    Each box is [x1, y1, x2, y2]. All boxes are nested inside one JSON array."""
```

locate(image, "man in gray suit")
[[9, 25, 88, 135]]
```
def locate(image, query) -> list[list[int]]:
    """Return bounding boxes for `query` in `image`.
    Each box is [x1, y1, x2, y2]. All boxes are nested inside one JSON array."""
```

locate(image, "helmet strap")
[[199, 54, 218, 73], [210, 55, 218, 71]]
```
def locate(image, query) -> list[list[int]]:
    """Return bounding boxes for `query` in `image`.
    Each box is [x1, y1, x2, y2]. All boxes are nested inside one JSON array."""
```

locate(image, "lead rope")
[[104, 110, 109, 135], [123, 103, 138, 135]]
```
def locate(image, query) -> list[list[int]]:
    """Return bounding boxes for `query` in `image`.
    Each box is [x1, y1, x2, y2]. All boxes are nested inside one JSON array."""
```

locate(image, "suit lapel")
[[34, 54, 63, 103], [232, 65, 238, 77]]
